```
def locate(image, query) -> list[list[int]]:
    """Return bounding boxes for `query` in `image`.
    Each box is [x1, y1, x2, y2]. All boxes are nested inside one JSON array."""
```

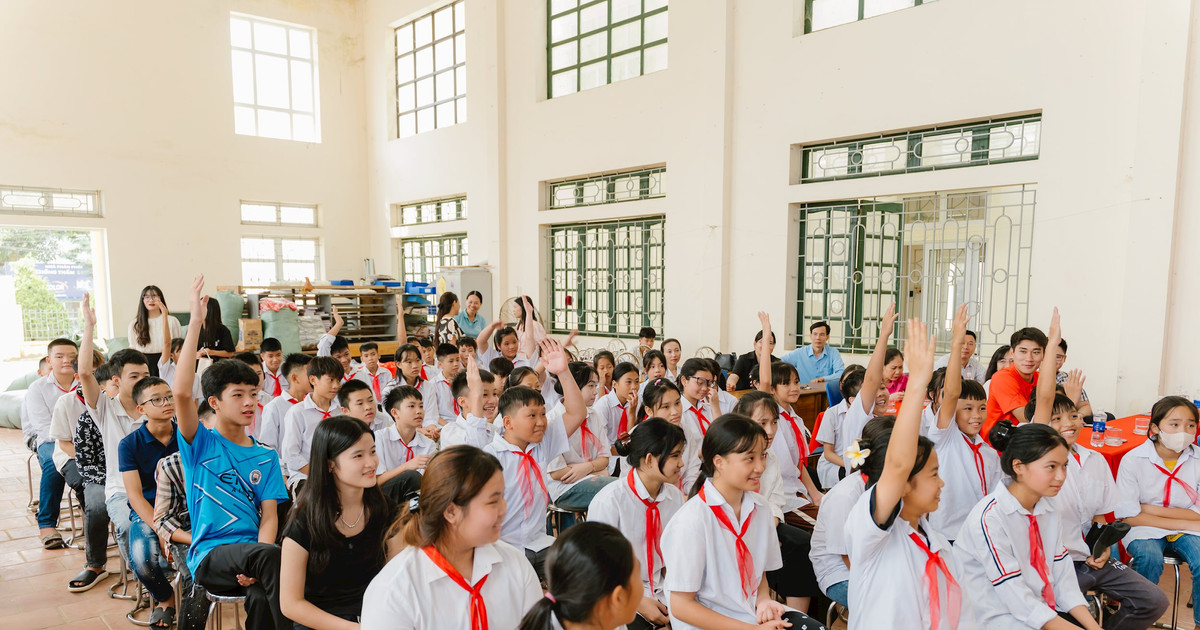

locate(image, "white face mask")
[[1158, 430, 1194, 453]]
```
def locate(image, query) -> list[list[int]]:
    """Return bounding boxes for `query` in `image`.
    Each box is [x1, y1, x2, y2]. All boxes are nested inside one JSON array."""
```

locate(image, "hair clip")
[[544, 592, 556, 604], [406, 491, 421, 514]]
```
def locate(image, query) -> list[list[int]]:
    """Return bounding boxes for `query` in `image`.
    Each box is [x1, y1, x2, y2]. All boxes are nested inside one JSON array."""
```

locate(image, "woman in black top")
[[281, 417, 397, 629], [196, 298, 235, 359]]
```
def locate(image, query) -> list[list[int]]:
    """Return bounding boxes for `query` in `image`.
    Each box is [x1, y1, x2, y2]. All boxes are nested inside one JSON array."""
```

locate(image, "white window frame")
[[394, 0, 467, 138], [230, 12, 322, 142], [240, 236, 322, 285], [0, 186, 102, 218], [240, 201, 318, 227]]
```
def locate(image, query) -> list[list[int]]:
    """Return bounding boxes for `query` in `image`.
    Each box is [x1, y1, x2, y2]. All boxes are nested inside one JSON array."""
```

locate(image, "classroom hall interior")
[[2, 0, 1200, 628]]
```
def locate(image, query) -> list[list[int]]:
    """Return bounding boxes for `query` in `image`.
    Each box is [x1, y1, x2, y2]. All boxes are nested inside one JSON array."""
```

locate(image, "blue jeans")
[[129, 511, 173, 603], [825, 580, 849, 607], [106, 493, 131, 562], [548, 475, 617, 532], [36, 441, 65, 529], [1127, 534, 1200, 624]]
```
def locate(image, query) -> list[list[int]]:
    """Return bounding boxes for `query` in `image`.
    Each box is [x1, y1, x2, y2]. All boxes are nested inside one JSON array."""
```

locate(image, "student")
[[837, 306, 894, 476], [258, 353, 313, 451], [118, 376, 180, 627], [726, 329, 778, 392], [925, 304, 1002, 541], [260, 337, 285, 398], [479, 325, 531, 369], [436, 291, 465, 345], [511, 295, 547, 352], [677, 358, 718, 492], [641, 350, 667, 385], [635, 327, 657, 363], [440, 356, 500, 449], [338, 379, 385, 432], [37, 355, 50, 377], [456, 336, 478, 363], [375, 385, 436, 504], [234, 351, 268, 436], [1117, 396, 1200, 629], [934, 329, 983, 383], [434, 343, 463, 423], [483, 339, 584, 579], [394, 343, 441, 427], [354, 341, 394, 405], [127, 285, 183, 377], [53, 351, 108, 591], [489, 356, 515, 384], [958, 422, 1100, 629], [640, 378, 683, 427], [360, 445, 542, 629], [174, 275, 290, 630], [547, 362, 615, 517], [518, 522, 642, 630], [196, 298, 235, 359], [454, 290, 488, 340], [703, 358, 738, 415], [21, 335, 79, 548], [844, 317, 969, 630], [588, 418, 686, 630], [415, 337, 440, 381], [755, 312, 822, 506], [595, 362, 639, 445], [983, 326, 1049, 438], [507, 366, 540, 391], [1053, 338, 1093, 418], [660, 339, 682, 382], [881, 348, 908, 405], [660, 415, 794, 630], [281, 356, 344, 492], [734, 391, 822, 616], [810, 415, 896, 608], [593, 351, 616, 396], [69, 360, 115, 591], [157, 338, 185, 390], [281, 417, 397, 629], [813, 364, 866, 489]]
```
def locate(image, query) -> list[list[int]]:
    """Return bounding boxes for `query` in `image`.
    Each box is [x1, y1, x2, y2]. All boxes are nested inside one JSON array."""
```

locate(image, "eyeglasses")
[[689, 377, 715, 388], [139, 395, 175, 408]]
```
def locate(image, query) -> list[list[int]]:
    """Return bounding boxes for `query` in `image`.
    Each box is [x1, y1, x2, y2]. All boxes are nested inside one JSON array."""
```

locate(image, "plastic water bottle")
[[1090, 410, 1107, 448]]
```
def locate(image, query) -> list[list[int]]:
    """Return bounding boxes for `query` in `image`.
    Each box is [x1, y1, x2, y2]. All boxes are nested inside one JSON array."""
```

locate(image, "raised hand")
[[332, 305, 344, 327], [1047, 307, 1062, 348], [81, 292, 96, 329], [905, 318, 935, 379], [464, 351, 481, 388], [951, 303, 969, 341], [757, 311, 771, 328], [1064, 369, 1086, 402], [881, 301, 898, 335], [539, 338, 569, 375], [189, 275, 207, 321]]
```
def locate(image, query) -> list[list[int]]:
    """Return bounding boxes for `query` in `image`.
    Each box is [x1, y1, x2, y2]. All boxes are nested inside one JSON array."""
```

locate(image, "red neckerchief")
[[422, 546, 489, 630], [579, 418, 602, 459], [693, 403, 711, 436], [627, 471, 663, 595], [266, 371, 282, 397], [511, 448, 548, 518], [908, 532, 962, 629], [54, 378, 79, 394], [780, 409, 808, 459], [444, 379, 460, 416], [1153, 462, 1200, 507], [698, 485, 755, 597], [1026, 514, 1056, 608], [962, 435, 989, 495], [617, 403, 629, 435], [395, 429, 416, 463]]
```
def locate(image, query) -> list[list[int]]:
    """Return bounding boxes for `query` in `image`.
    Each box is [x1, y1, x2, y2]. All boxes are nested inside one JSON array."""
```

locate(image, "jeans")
[[825, 580, 849, 607], [1127, 534, 1200, 624], [106, 493, 132, 562], [1074, 558, 1168, 630], [129, 511, 174, 603], [83, 483, 110, 569], [195, 542, 287, 630], [36, 441, 65, 529], [169, 541, 210, 630], [548, 475, 616, 531]]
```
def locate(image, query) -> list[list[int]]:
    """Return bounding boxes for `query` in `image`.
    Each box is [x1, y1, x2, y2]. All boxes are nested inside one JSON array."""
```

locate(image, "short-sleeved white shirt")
[[1115, 440, 1200, 543], [926, 422, 1002, 540], [88, 394, 144, 500], [360, 541, 541, 630], [587, 468, 685, 602], [815, 399, 849, 488], [811, 472, 866, 593], [593, 390, 631, 444], [49, 392, 87, 472], [279, 394, 338, 486], [374, 425, 436, 475], [354, 366, 395, 403], [546, 403, 609, 501], [21, 375, 77, 444], [257, 393, 300, 452], [1051, 445, 1117, 560], [661, 480, 782, 630], [483, 420, 570, 552]]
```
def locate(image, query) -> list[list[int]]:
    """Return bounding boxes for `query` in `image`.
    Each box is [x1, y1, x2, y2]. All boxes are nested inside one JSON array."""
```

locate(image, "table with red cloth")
[[1078, 414, 1150, 476]]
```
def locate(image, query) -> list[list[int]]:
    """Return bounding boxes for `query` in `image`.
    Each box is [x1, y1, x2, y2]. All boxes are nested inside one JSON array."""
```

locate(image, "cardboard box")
[[237, 318, 263, 351]]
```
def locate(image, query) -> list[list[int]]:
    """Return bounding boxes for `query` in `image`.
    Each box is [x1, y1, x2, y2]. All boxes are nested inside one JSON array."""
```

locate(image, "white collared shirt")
[[934, 354, 985, 383], [354, 366, 395, 404], [845, 486, 970, 630], [262, 365, 285, 398], [1050, 444, 1117, 561], [588, 468, 685, 603], [1115, 440, 1200, 543], [814, 399, 849, 489], [49, 391, 87, 472], [956, 484, 1087, 628], [926, 422, 1002, 540], [396, 375, 441, 427], [593, 390, 630, 445], [839, 394, 875, 477], [360, 540, 540, 630], [772, 404, 810, 507], [87, 394, 144, 500], [21, 374, 78, 444], [434, 377, 458, 422], [661, 480, 782, 630], [758, 448, 794, 522], [811, 472, 866, 594], [679, 398, 714, 491], [483, 420, 570, 552], [258, 392, 300, 453], [546, 403, 610, 501], [279, 393, 338, 486], [374, 424, 436, 475], [440, 413, 495, 450]]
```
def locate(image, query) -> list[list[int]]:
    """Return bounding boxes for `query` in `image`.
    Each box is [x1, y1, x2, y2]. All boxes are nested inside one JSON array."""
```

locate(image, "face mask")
[[1158, 429, 1194, 453]]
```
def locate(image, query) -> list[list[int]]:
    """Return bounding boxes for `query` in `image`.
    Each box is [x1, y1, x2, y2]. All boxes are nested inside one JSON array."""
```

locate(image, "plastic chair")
[[206, 591, 247, 630]]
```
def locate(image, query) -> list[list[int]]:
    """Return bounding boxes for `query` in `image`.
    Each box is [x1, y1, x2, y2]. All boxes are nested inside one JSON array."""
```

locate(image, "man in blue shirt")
[[174, 276, 290, 630], [780, 320, 845, 390]]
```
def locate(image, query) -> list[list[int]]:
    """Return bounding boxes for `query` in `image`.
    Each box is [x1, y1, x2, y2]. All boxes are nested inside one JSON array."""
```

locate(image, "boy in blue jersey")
[[173, 275, 289, 629]]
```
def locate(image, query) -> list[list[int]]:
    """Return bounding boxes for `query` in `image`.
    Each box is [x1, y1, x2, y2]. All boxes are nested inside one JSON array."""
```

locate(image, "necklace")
[[339, 505, 365, 529]]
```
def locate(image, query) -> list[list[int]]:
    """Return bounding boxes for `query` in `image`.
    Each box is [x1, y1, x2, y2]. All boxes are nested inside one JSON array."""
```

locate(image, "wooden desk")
[[728, 386, 828, 421]]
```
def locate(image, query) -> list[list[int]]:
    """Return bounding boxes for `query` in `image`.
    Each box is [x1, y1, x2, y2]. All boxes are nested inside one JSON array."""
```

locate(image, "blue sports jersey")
[[177, 424, 288, 575]]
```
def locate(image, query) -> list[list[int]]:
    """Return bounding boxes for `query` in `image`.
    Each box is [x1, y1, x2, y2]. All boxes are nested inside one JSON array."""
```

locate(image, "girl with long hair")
[[127, 285, 182, 376], [436, 292, 464, 345]]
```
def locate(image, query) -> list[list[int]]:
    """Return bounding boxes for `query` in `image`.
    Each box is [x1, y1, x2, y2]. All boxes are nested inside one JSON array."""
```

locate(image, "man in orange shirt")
[[983, 326, 1049, 441]]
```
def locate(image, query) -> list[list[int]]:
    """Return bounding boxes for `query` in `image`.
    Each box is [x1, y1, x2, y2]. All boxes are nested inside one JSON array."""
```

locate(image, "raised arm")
[[756, 311, 774, 393], [542, 339, 585, 436], [160, 306, 173, 362], [476, 320, 501, 350], [873, 319, 934, 526], [463, 351, 483, 418], [937, 304, 969, 429], [861, 303, 898, 414], [78, 293, 101, 409], [1030, 308, 1061, 425], [328, 305, 344, 337], [174, 276, 208, 443], [394, 294, 407, 343], [519, 297, 537, 359]]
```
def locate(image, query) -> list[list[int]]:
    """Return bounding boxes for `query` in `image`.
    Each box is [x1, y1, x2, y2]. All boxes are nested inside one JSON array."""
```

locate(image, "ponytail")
[[517, 522, 634, 630], [990, 422, 1067, 478], [689, 414, 767, 498], [386, 446, 502, 548]]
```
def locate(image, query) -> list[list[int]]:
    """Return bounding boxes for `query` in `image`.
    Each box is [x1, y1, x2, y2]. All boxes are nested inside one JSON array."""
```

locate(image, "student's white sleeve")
[[760, 460, 787, 523], [661, 510, 705, 593], [681, 439, 702, 493], [1050, 539, 1088, 612], [421, 385, 440, 427], [820, 490, 855, 557], [279, 411, 306, 473], [844, 486, 893, 560], [966, 511, 1059, 628], [1113, 460, 1143, 520], [1087, 456, 1119, 516], [815, 410, 837, 445], [316, 333, 334, 357], [585, 487, 620, 526], [48, 397, 72, 442], [543, 415, 571, 462], [762, 512, 784, 572], [924, 423, 959, 449], [257, 404, 281, 449]]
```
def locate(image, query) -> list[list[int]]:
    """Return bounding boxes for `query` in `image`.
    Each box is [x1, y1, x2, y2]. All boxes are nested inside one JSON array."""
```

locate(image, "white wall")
[[0, 0, 369, 333]]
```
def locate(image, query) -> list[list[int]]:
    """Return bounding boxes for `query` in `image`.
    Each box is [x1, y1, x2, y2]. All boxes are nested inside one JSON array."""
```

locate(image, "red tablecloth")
[[1078, 414, 1150, 476]]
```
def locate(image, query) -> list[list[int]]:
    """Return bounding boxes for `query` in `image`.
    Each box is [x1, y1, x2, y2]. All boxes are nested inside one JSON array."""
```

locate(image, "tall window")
[[548, 217, 665, 337], [395, 1, 467, 138], [548, 0, 668, 98], [796, 185, 1035, 352], [805, 0, 937, 34], [395, 234, 468, 285], [241, 237, 322, 285], [230, 13, 320, 142]]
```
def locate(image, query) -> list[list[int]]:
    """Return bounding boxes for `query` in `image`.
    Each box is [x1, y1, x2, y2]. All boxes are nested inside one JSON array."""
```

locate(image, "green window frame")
[[547, 0, 668, 99], [391, 196, 467, 226], [548, 217, 665, 337], [395, 233, 468, 285], [799, 114, 1041, 183], [803, 0, 937, 34], [395, 0, 466, 138], [547, 166, 665, 209]]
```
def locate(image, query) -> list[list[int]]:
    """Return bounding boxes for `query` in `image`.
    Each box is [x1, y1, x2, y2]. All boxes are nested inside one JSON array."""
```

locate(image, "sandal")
[[67, 567, 109, 592], [41, 533, 65, 549], [149, 606, 175, 628]]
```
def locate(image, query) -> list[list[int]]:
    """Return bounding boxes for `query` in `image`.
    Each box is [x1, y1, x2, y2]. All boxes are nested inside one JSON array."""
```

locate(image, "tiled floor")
[[0, 428, 245, 629]]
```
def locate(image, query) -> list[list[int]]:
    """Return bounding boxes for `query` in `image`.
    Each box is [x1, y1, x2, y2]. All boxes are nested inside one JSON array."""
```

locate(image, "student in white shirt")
[[588, 417, 686, 630], [595, 363, 639, 446], [233, 352, 269, 437], [844, 311, 970, 630], [593, 351, 616, 398], [360, 445, 541, 630], [316, 307, 363, 384], [156, 338, 184, 390], [734, 391, 821, 617], [374, 384, 436, 506], [433, 343, 463, 423], [257, 353, 312, 451], [483, 339, 585, 580], [1119, 396, 1200, 628], [810, 415, 895, 608], [440, 360, 500, 450], [338, 379, 387, 432], [517, 522, 642, 630], [393, 343, 442, 428], [547, 363, 615, 516], [353, 341, 394, 406], [813, 364, 865, 490], [635, 350, 669, 415], [754, 313, 822, 506], [635, 379, 688, 486], [677, 358, 718, 492], [477, 325, 534, 369], [21, 336, 80, 548], [830, 320, 892, 482], [660, 415, 793, 630], [280, 356, 343, 493], [259, 337, 285, 398], [934, 328, 984, 383], [958, 422, 1099, 630], [507, 366, 540, 391], [661, 339, 682, 383], [700, 357, 738, 415]]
